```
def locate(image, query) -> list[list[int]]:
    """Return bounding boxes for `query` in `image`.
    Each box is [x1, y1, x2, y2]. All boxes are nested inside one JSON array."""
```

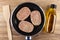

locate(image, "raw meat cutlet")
[[30, 10, 41, 25], [18, 21, 34, 33], [16, 7, 31, 21]]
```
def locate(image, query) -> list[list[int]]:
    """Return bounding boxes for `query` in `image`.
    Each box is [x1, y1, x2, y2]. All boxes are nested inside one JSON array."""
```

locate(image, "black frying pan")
[[10, 2, 45, 40]]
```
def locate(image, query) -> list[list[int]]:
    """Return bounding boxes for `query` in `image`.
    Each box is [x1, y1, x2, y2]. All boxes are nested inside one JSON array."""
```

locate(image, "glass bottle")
[[43, 4, 57, 33]]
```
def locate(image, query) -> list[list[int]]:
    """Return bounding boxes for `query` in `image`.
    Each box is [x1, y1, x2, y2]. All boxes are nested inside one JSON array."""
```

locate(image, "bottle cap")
[[50, 4, 57, 9]]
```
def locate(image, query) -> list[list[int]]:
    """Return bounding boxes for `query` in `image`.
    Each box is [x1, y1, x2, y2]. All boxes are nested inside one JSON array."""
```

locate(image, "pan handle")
[[25, 36, 32, 40]]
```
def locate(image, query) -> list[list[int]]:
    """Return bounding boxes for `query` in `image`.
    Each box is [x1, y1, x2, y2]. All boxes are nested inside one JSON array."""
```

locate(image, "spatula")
[[2, 5, 12, 40]]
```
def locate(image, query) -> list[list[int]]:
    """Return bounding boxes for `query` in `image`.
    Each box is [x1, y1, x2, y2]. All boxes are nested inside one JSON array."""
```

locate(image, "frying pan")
[[10, 2, 45, 40]]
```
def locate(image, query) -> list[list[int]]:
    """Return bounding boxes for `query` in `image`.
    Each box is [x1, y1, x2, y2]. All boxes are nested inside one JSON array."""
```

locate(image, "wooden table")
[[0, 0, 60, 40]]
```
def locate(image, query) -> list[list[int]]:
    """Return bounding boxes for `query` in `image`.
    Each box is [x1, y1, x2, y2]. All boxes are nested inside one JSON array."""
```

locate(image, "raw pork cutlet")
[[16, 7, 31, 21], [30, 10, 41, 25], [18, 21, 34, 33]]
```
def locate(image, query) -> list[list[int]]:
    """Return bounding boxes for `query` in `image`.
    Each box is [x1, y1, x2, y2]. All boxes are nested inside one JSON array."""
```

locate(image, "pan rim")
[[10, 2, 46, 36]]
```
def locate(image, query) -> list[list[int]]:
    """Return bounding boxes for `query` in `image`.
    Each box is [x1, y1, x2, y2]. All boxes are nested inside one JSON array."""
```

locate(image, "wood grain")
[[0, 0, 60, 40]]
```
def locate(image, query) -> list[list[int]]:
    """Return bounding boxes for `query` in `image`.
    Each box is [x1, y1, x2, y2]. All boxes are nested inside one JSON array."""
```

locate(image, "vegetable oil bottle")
[[43, 4, 57, 33]]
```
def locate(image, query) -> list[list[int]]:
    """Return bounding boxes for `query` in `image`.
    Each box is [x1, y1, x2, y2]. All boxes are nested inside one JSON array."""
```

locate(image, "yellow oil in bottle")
[[43, 4, 57, 33]]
